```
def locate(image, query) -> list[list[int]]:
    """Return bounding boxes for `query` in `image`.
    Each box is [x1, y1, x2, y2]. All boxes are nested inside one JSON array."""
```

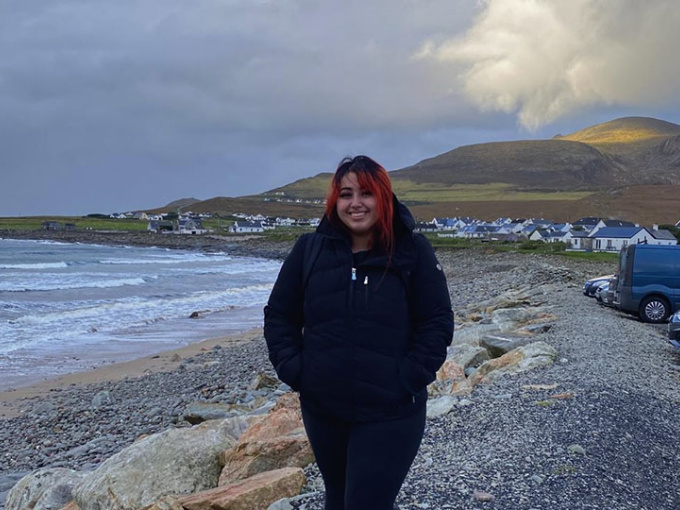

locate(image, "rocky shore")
[[2, 237, 680, 509]]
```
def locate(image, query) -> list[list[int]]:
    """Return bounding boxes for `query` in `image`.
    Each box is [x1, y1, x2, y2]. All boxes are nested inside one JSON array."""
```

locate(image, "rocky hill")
[[154, 117, 680, 225]]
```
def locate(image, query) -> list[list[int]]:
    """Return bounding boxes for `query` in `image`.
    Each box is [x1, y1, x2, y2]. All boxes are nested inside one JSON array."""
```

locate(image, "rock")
[[451, 323, 501, 346], [426, 396, 458, 419], [139, 495, 185, 510], [452, 342, 558, 395], [91, 390, 115, 407], [568, 444, 586, 456], [480, 333, 536, 358], [436, 360, 466, 383], [250, 373, 280, 391], [73, 418, 240, 510], [31, 401, 56, 416], [447, 343, 490, 369], [430, 360, 466, 395], [517, 322, 553, 335], [219, 394, 313, 485], [5, 467, 84, 510], [473, 490, 495, 502], [179, 467, 305, 510], [183, 402, 234, 425]]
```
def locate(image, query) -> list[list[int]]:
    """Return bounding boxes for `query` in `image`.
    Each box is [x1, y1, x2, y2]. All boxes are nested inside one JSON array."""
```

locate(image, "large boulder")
[[451, 323, 500, 346], [73, 418, 242, 510], [452, 342, 558, 395], [219, 394, 313, 485], [5, 468, 84, 510], [480, 333, 537, 358], [179, 467, 305, 510], [447, 343, 490, 369]]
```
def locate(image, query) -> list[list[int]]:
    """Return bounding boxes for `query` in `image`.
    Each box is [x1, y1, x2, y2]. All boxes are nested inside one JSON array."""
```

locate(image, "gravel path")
[[2, 248, 680, 509]]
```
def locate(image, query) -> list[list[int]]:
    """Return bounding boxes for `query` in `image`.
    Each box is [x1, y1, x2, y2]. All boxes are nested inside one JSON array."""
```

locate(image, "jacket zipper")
[[363, 275, 368, 307]]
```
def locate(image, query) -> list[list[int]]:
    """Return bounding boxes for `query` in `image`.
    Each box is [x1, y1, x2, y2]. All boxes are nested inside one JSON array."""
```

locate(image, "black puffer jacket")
[[264, 197, 454, 422]]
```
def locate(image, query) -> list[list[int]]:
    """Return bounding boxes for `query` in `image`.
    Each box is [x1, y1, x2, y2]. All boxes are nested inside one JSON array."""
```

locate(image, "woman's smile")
[[336, 172, 378, 243]]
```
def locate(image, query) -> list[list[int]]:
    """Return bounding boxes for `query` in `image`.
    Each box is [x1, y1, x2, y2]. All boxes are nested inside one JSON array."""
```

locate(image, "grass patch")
[[0, 216, 149, 232], [391, 181, 593, 202]]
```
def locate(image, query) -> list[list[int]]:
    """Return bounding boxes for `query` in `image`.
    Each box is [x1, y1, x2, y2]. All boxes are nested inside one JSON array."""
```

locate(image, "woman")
[[264, 155, 453, 509]]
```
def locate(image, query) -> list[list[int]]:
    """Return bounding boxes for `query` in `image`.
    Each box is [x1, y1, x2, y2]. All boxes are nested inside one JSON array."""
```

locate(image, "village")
[[71, 209, 680, 253]]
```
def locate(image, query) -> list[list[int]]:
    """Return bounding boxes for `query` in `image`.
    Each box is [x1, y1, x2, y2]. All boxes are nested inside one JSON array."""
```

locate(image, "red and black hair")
[[325, 155, 394, 254]]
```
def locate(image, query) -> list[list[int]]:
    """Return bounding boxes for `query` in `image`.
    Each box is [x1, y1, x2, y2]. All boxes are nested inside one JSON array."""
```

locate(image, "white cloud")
[[416, 0, 680, 130]]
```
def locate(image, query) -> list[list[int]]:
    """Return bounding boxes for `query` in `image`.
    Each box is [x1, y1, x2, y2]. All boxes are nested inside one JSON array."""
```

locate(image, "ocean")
[[0, 238, 282, 390]]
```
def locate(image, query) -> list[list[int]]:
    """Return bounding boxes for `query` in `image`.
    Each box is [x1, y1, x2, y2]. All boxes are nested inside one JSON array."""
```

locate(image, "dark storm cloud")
[[2, 0, 679, 215]]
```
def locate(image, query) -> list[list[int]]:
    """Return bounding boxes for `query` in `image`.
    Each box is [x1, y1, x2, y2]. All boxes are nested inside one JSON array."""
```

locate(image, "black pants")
[[301, 405, 426, 510]]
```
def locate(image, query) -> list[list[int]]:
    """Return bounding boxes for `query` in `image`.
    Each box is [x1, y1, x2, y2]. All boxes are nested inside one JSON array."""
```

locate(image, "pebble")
[[3, 249, 680, 510]]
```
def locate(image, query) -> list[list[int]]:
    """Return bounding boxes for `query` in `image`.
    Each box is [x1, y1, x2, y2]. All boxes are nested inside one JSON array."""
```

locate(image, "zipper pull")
[[363, 276, 368, 285], [352, 268, 357, 281]]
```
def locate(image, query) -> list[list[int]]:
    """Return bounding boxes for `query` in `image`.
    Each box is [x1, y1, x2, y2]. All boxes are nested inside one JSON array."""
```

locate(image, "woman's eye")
[[361, 191, 372, 197], [339, 193, 351, 199]]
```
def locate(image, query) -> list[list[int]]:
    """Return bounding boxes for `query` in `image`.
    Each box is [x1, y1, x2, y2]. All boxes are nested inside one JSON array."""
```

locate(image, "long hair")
[[325, 155, 394, 254]]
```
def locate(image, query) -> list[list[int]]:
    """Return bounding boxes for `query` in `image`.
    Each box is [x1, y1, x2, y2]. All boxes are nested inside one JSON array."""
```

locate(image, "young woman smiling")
[[264, 155, 454, 509]]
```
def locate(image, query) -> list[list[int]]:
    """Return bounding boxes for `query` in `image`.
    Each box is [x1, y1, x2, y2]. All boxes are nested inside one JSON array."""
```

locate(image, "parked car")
[[595, 282, 616, 307], [668, 310, 680, 347], [614, 244, 680, 323], [602, 276, 617, 307], [583, 274, 615, 297]]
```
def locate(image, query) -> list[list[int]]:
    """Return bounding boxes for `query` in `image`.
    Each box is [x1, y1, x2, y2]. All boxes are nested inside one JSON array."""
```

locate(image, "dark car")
[[595, 282, 613, 306], [668, 310, 680, 347], [584, 274, 615, 297]]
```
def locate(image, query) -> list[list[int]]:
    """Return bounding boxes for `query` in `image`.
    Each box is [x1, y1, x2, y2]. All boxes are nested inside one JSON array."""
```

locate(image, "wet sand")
[[0, 327, 264, 419]]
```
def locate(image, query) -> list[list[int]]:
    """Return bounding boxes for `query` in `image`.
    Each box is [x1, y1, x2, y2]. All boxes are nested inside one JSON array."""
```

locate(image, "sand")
[[0, 327, 264, 419]]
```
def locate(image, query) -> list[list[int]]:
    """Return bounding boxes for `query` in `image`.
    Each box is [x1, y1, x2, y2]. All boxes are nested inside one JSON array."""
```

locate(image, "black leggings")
[[301, 405, 426, 510]]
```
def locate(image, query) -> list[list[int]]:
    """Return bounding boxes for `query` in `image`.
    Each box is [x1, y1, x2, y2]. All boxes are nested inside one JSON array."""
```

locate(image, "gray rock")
[[5, 467, 83, 510], [426, 396, 458, 419], [182, 402, 233, 424], [73, 418, 239, 510], [452, 323, 500, 346], [91, 390, 115, 407], [447, 343, 490, 369], [480, 333, 536, 358]]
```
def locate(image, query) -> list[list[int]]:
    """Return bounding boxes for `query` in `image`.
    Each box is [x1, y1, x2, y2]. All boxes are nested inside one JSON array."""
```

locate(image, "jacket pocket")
[[277, 352, 303, 391]]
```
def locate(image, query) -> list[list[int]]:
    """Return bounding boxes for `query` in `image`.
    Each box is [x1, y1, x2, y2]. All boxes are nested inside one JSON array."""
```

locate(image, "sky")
[[3, 0, 680, 216]]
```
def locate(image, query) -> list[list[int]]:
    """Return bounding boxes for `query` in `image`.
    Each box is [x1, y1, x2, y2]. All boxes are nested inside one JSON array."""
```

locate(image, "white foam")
[[0, 261, 69, 269]]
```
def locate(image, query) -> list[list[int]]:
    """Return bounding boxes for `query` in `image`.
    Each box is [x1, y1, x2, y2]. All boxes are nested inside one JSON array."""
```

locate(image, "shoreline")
[[0, 326, 264, 419], [0, 229, 296, 260]]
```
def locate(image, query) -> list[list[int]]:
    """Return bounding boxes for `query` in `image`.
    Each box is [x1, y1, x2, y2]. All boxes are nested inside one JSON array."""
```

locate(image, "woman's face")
[[336, 172, 378, 241]]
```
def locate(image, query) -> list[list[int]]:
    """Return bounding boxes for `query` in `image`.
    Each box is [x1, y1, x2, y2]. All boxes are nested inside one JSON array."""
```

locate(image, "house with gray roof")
[[587, 226, 655, 252], [232, 220, 264, 233]]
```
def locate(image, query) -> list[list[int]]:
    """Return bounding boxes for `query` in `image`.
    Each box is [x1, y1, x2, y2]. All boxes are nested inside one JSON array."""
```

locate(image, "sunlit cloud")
[[416, 0, 680, 130]]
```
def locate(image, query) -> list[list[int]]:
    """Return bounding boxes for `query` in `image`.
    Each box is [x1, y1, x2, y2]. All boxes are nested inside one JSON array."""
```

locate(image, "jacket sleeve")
[[399, 234, 454, 394], [263, 234, 309, 391]]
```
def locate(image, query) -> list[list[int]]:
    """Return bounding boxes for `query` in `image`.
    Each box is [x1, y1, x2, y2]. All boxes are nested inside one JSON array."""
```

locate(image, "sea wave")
[[0, 276, 149, 292], [0, 261, 69, 269]]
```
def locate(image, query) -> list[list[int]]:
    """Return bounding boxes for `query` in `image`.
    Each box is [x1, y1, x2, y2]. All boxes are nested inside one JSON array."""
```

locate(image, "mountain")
[[164, 197, 203, 210], [156, 117, 680, 225]]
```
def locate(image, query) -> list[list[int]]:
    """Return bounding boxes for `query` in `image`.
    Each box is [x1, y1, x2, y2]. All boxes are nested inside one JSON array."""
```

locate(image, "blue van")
[[614, 244, 680, 323]]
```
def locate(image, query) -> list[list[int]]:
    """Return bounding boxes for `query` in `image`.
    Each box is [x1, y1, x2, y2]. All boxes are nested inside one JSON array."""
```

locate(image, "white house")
[[232, 220, 264, 233], [589, 219, 637, 237], [177, 218, 209, 234], [588, 226, 653, 252], [563, 229, 590, 250]]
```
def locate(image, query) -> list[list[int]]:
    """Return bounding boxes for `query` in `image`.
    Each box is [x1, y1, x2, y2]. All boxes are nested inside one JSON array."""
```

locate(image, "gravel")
[[3, 248, 680, 510]]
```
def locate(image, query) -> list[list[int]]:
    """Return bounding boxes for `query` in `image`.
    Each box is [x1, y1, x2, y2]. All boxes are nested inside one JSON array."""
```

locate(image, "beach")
[[3, 233, 680, 509], [0, 328, 263, 420]]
